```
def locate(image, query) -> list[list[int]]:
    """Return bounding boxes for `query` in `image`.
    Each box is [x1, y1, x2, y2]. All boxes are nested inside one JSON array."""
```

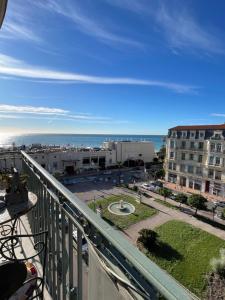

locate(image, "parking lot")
[[62, 169, 144, 203]]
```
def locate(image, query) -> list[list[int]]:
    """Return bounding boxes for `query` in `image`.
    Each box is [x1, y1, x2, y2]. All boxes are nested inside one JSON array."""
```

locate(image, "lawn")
[[154, 198, 179, 210], [88, 194, 156, 230], [144, 220, 225, 297]]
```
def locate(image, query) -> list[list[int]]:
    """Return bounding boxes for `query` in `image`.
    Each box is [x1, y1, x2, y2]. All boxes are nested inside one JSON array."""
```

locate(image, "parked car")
[[141, 183, 150, 189], [213, 201, 225, 208], [72, 229, 88, 254], [169, 193, 178, 200]]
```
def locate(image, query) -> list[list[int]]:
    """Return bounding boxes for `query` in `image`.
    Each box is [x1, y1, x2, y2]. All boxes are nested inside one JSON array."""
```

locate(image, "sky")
[[0, 0, 225, 135]]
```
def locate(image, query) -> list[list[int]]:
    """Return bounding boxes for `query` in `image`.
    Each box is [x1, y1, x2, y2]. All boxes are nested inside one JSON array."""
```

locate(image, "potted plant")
[[0, 168, 29, 205]]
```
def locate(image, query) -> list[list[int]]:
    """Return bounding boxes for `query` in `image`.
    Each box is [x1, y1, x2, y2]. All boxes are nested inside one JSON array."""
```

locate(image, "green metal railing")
[[21, 151, 198, 300]]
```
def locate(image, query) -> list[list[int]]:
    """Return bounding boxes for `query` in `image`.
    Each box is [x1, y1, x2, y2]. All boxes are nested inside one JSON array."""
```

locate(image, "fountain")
[[108, 199, 135, 216]]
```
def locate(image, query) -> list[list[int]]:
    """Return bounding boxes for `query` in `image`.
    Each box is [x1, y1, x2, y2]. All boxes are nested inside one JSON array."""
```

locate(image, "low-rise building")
[[165, 124, 225, 199], [0, 140, 155, 175]]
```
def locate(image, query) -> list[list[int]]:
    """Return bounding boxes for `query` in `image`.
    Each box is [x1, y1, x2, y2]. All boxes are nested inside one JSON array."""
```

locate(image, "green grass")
[[88, 194, 156, 229], [154, 198, 179, 210], [144, 220, 225, 297]]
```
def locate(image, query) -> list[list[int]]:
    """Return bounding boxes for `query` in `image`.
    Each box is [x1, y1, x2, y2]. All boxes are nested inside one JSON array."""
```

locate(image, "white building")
[[0, 140, 155, 175], [165, 124, 225, 199]]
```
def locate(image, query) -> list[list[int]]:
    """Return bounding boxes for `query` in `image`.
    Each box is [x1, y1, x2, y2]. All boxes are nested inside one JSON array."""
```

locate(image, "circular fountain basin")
[[108, 201, 135, 216]]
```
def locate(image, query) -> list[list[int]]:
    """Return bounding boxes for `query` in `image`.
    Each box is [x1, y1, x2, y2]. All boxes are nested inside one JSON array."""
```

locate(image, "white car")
[[141, 183, 150, 189], [72, 229, 88, 254]]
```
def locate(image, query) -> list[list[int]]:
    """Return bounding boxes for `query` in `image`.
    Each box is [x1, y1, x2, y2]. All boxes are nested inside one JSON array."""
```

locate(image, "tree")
[[157, 145, 166, 161], [175, 193, 188, 207], [155, 169, 165, 180], [187, 194, 207, 215], [137, 229, 158, 249], [221, 208, 225, 220], [159, 187, 172, 200]]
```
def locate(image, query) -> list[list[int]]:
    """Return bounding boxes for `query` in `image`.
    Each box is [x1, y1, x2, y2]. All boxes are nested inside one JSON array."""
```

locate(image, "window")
[[198, 155, 203, 163], [190, 131, 195, 138], [169, 162, 173, 170], [199, 132, 204, 138], [194, 181, 201, 190], [53, 162, 57, 169], [215, 171, 222, 180], [180, 164, 186, 172], [181, 141, 186, 149], [189, 153, 194, 160], [215, 157, 220, 166], [168, 173, 177, 183], [83, 158, 90, 164], [182, 131, 187, 138], [170, 152, 174, 159], [209, 156, 214, 165], [198, 142, 204, 150], [190, 142, 195, 149], [196, 167, 202, 176], [189, 180, 193, 188], [188, 165, 194, 173], [216, 143, 222, 153], [170, 140, 175, 149], [173, 163, 177, 171], [181, 153, 186, 160], [208, 169, 214, 178], [210, 143, 215, 152], [172, 131, 176, 137]]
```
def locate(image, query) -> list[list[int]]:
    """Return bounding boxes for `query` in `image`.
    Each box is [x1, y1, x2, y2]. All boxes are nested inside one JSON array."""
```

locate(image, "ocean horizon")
[[0, 133, 165, 151]]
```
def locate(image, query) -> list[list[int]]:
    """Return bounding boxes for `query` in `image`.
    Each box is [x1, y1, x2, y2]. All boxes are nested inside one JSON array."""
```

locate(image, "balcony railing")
[[21, 151, 198, 300]]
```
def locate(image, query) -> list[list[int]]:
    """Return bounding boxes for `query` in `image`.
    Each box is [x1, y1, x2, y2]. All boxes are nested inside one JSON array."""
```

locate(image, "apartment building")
[[165, 124, 225, 198]]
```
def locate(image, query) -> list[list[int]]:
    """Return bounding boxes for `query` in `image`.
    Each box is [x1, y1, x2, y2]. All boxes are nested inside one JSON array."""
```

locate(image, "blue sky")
[[0, 0, 225, 134]]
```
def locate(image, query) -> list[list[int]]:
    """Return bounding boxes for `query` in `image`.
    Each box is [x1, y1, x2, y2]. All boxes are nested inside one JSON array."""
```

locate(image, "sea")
[[0, 134, 165, 152]]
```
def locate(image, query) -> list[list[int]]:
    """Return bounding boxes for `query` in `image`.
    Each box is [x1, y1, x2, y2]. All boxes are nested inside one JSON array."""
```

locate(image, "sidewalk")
[[164, 181, 225, 202], [124, 188, 225, 244]]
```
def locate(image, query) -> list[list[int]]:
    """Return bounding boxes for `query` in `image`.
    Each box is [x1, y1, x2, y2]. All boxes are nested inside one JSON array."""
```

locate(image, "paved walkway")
[[125, 211, 172, 245], [125, 191, 225, 244]]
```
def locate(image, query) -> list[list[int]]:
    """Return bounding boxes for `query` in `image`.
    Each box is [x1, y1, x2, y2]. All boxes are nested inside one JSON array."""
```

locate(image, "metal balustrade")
[[21, 151, 198, 300]]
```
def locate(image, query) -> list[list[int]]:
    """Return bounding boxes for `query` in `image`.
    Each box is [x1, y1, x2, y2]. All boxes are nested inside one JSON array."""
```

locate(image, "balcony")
[[5, 151, 198, 300]]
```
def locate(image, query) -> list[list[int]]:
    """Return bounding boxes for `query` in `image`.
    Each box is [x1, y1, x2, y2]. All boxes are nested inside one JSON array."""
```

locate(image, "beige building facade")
[[165, 124, 225, 198]]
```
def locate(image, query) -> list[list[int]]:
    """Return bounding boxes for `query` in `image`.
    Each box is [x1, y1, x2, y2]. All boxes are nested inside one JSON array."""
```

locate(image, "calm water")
[[0, 134, 165, 151]]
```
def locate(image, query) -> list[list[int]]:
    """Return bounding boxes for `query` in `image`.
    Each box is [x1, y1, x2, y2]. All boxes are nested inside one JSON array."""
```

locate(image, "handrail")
[[21, 151, 198, 300]]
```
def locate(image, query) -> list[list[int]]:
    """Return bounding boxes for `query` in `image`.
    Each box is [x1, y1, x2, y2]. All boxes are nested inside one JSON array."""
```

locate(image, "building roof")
[[169, 124, 225, 131], [0, 0, 7, 28]]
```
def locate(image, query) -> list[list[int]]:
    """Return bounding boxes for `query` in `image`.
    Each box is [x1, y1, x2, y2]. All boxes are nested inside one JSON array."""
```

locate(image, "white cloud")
[[0, 54, 197, 93], [0, 104, 115, 123], [1, 1, 42, 43], [33, 0, 143, 49], [211, 113, 225, 117], [0, 105, 69, 115], [156, 4, 224, 55], [107, 0, 224, 55]]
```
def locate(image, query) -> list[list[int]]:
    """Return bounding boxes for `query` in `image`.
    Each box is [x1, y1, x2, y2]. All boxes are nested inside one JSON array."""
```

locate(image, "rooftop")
[[169, 124, 225, 131]]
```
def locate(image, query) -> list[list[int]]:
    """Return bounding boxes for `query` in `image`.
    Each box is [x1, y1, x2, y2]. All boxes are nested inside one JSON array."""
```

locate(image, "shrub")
[[137, 229, 158, 249], [133, 185, 138, 192], [159, 188, 172, 200], [210, 248, 225, 277]]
